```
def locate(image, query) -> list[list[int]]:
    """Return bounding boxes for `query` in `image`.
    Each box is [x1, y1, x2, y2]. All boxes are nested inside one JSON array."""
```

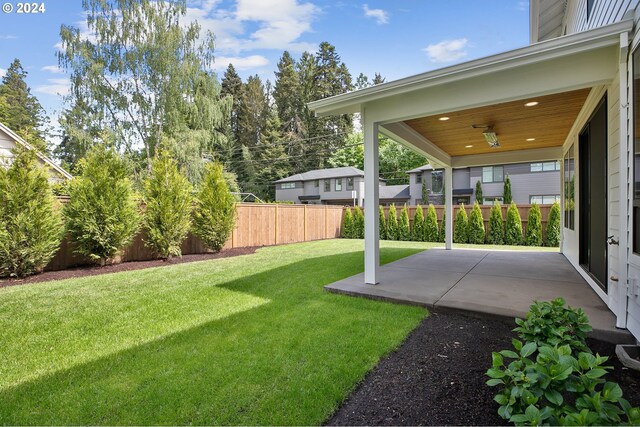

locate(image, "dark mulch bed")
[[0, 246, 258, 288], [327, 310, 640, 426]]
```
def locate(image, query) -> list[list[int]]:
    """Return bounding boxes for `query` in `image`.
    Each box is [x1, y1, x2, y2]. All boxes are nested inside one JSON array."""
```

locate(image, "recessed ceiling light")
[[439, 116, 450, 121], [526, 138, 536, 141], [525, 101, 539, 107], [465, 144, 473, 148]]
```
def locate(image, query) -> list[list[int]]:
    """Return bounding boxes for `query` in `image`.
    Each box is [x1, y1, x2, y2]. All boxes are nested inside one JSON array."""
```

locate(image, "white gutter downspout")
[[617, 31, 630, 329]]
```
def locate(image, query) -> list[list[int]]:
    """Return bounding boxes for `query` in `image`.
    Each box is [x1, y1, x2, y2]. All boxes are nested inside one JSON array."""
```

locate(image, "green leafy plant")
[[64, 145, 140, 265], [504, 174, 512, 204], [412, 205, 426, 241], [475, 180, 483, 204], [379, 205, 387, 240], [454, 204, 468, 243], [514, 298, 592, 352], [546, 201, 561, 247], [488, 201, 504, 245], [468, 201, 485, 244], [425, 203, 439, 242], [342, 208, 353, 239], [0, 148, 63, 277], [353, 206, 365, 239], [193, 162, 237, 251], [439, 210, 446, 243], [398, 204, 411, 241], [526, 203, 543, 247], [387, 204, 399, 240], [505, 202, 523, 245], [142, 151, 193, 259]]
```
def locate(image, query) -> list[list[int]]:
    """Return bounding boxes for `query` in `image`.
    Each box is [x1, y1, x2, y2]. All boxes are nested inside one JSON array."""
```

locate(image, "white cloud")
[[213, 54, 269, 70], [423, 38, 468, 63], [35, 78, 70, 96], [42, 65, 64, 74], [517, 1, 528, 11], [0, 68, 5, 78], [0, 35, 18, 40], [363, 4, 388, 25]]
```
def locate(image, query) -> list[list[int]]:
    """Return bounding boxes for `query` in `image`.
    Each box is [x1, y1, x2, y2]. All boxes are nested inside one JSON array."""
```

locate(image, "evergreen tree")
[[274, 51, 303, 136], [398, 204, 411, 241], [422, 180, 428, 204], [143, 151, 193, 258], [342, 208, 353, 238], [503, 175, 513, 204], [439, 211, 446, 243], [546, 201, 561, 247], [64, 145, 140, 265], [505, 202, 523, 245], [526, 203, 543, 247], [379, 205, 387, 240], [454, 204, 469, 243], [372, 73, 386, 85], [412, 205, 426, 241], [487, 201, 505, 245], [0, 59, 48, 153], [296, 51, 319, 172], [193, 162, 237, 251], [475, 180, 483, 204], [467, 202, 485, 244], [353, 206, 365, 239], [425, 204, 439, 242], [220, 63, 243, 171], [0, 147, 63, 277], [355, 72, 370, 90], [387, 204, 399, 240]]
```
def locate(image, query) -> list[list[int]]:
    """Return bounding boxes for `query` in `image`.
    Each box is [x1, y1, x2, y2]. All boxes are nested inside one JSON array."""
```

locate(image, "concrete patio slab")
[[325, 248, 633, 343]]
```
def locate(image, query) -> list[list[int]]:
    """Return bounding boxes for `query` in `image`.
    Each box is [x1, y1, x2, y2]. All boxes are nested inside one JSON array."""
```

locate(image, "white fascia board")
[[309, 19, 632, 117], [451, 147, 563, 168], [380, 122, 451, 167]]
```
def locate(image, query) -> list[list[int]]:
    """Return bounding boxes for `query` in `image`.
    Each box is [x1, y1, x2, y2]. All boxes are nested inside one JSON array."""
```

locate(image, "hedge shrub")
[[0, 148, 63, 277], [468, 202, 485, 244], [439, 211, 446, 243], [525, 203, 543, 247], [487, 201, 504, 245], [379, 205, 387, 240], [505, 202, 523, 246], [425, 204, 439, 242], [342, 208, 353, 238], [387, 204, 399, 240], [398, 204, 411, 241], [454, 204, 468, 244], [412, 205, 426, 241], [193, 162, 237, 251], [503, 174, 512, 204], [546, 201, 561, 247], [475, 180, 483, 204], [143, 151, 193, 259], [353, 206, 365, 239], [64, 145, 140, 265]]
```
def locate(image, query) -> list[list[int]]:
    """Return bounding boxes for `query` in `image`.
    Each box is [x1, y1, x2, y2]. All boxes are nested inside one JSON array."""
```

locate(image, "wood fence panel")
[[326, 206, 344, 238], [306, 205, 326, 241], [233, 204, 277, 248]]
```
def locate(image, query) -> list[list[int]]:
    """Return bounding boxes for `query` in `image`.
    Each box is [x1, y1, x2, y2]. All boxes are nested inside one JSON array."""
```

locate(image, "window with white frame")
[[281, 182, 295, 189], [482, 166, 504, 183], [530, 161, 560, 172], [335, 178, 342, 191], [324, 179, 330, 192], [347, 177, 354, 190], [431, 170, 443, 194], [530, 195, 560, 204]]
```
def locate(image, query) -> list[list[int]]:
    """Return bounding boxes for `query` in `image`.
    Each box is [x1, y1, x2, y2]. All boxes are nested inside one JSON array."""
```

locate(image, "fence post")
[[274, 204, 279, 245], [304, 204, 308, 241], [325, 205, 329, 239]]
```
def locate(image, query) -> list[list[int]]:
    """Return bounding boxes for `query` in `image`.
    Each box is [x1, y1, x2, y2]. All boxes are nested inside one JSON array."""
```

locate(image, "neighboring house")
[[275, 166, 406, 206], [407, 161, 561, 206], [0, 122, 72, 183], [309, 1, 640, 341]]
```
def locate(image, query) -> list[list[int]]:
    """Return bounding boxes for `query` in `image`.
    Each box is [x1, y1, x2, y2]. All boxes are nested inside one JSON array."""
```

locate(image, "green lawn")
[[0, 239, 431, 425]]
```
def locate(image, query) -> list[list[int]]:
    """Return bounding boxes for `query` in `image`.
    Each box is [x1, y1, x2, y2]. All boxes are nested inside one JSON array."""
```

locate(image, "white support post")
[[445, 167, 453, 250], [617, 31, 630, 329], [363, 114, 380, 284]]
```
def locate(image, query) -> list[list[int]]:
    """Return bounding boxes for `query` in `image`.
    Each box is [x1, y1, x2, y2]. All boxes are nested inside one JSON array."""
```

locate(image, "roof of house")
[[406, 164, 433, 174], [0, 122, 73, 180], [274, 166, 365, 183], [379, 184, 410, 200]]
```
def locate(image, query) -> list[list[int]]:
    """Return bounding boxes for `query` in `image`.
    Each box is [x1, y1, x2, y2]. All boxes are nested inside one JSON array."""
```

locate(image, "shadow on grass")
[[0, 247, 426, 426]]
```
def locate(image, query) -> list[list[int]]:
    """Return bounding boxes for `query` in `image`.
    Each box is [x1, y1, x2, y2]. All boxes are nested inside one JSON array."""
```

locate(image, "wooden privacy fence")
[[45, 203, 345, 271]]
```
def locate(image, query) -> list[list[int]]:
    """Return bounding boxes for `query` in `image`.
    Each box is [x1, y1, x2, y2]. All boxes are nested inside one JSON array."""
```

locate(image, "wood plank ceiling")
[[403, 88, 591, 157]]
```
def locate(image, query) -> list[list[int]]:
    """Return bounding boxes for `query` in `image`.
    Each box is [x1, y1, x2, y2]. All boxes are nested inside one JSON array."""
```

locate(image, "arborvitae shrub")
[[424, 204, 439, 242], [64, 145, 140, 265], [475, 180, 483, 204], [503, 175, 512, 204], [143, 151, 193, 259], [487, 201, 504, 245], [439, 210, 446, 243], [353, 206, 365, 239], [526, 203, 543, 247], [379, 205, 387, 240], [412, 205, 426, 241], [546, 201, 561, 247], [0, 148, 63, 277], [505, 202, 523, 245], [387, 204, 399, 240], [468, 202, 485, 244], [342, 208, 353, 238], [399, 204, 411, 241], [193, 162, 237, 251], [454, 204, 468, 244]]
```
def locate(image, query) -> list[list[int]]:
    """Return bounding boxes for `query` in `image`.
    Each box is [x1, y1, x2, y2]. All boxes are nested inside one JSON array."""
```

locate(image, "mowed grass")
[[0, 239, 429, 425]]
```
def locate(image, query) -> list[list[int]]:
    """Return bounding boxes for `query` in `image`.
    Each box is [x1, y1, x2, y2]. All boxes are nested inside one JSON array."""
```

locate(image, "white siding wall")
[[0, 132, 16, 166], [564, 0, 638, 36]]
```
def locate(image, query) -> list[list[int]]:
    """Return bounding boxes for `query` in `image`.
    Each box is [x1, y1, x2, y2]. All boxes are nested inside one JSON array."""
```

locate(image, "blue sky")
[[0, 0, 530, 124]]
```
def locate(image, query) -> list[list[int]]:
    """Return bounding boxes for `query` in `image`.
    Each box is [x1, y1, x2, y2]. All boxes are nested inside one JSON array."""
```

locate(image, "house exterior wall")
[[408, 172, 425, 205], [275, 176, 370, 205], [275, 181, 304, 203], [564, 0, 637, 36], [0, 130, 68, 183]]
